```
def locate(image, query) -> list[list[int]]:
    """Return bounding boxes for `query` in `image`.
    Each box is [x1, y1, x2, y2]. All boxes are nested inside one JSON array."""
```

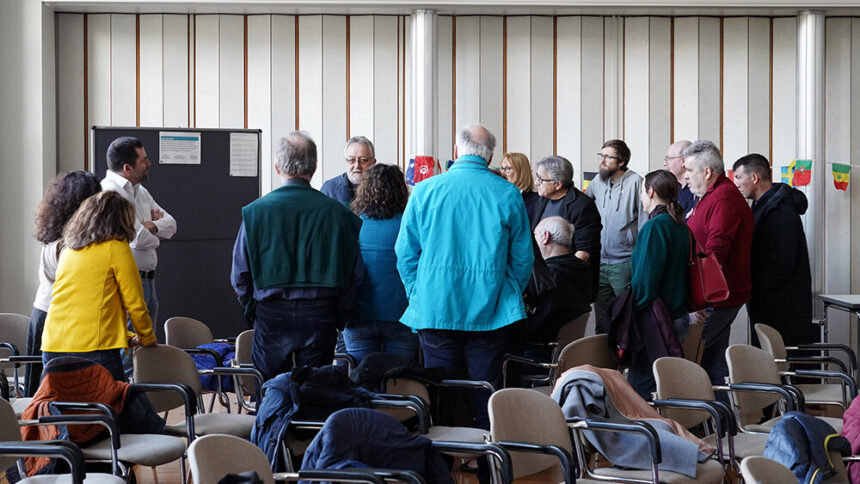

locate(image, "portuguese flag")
[[832, 163, 850, 191]]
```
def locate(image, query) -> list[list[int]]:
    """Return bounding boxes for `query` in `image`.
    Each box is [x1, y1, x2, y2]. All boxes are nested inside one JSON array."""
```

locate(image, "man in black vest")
[[231, 131, 363, 381]]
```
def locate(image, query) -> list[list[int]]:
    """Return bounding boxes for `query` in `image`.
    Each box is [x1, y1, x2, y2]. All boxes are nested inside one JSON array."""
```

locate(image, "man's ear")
[[121, 163, 134, 176], [750, 172, 760, 185]]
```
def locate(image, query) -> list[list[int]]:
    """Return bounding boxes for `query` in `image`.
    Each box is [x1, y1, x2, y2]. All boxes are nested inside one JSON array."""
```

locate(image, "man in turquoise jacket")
[[395, 123, 533, 429]]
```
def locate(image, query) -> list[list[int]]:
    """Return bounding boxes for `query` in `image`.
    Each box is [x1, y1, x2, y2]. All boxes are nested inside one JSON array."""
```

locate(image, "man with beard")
[[321, 136, 377, 205], [585, 139, 646, 325]]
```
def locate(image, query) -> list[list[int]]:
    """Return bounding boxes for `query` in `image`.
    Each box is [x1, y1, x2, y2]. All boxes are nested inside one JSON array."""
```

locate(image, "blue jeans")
[[24, 307, 47, 396], [343, 320, 419, 365], [626, 315, 692, 401], [252, 299, 338, 381], [418, 327, 508, 430], [122, 278, 159, 377], [699, 305, 742, 403]]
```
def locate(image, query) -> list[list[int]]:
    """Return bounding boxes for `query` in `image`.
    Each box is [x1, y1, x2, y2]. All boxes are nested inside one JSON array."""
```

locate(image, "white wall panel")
[[349, 16, 374, 140], [649, 17, 671, 171], [853, 19, 860, 295], [139, 15, 163, 126], [298, 15, 324, 187], [247, 15, 271, 193], [373, 16, 398, 166], [455, 16, 480, 132], [57, 14, 85, 172], [195, 15, 220, 127], [506, 17, 531, 156], [162, 14, 189, 128], [322, 15, 347, 181], [530, 16, 554, 163], [436, 16, 453, 163], [581, 17, 603, 174], [219, 15, 245, 128], [772, 18, 796, 171], [698, 17, 721, 144], [556, 16, 582, 183], [87, 14, 111, 130], [604, 17, 623, 140], [110, 14, 136, 126], [624, 17, 649, 175], [673, 17, 699, 143], [747, 18, 770, 158], [270, 15, 296, 189], [722, 18, 748, 164], [480, 16, 504, 163], [403, 16, 412, 167]]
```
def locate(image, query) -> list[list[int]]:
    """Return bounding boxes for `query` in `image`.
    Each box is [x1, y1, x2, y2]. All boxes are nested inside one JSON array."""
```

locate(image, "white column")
[[410, 10, 437, 159], [796, 11, 826, 316]]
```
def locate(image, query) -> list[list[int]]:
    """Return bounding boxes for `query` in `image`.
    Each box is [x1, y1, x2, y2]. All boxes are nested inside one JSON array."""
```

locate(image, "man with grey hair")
[[527, 216, 592, 345], [684, 139, 753, 397], [321, 135, 377, 205], [664, 139, 696, 216], [532, 155, 602, 308], [231, 131, 362, 381], [396, 123, 532, 429]]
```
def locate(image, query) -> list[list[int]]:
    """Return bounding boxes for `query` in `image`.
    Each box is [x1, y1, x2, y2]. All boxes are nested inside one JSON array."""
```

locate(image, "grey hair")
[[536, 156, 574, 189], [538, 216, 574, 248], [275, 131, 317, 177], [344, 136, 375, 159], [682, 140, 724, 175], [456, 124, 496, 161]]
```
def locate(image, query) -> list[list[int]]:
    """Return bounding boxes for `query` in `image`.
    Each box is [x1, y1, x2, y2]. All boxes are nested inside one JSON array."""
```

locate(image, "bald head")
[[455, 124, 496, 162], [534, 216, 574, 259], [665, 140, 692, 182]]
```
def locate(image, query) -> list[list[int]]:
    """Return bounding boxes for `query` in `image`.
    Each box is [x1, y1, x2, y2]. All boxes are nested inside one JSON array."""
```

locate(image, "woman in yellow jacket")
[[42, 190, 158, 381]]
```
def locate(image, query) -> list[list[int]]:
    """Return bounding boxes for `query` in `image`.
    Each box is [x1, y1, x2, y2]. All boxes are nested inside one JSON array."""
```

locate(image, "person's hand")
[[128, 335, 141, 349], [151, 208, 164, 221], [689, 310, 707, 324], [142, 221, 158, 234], [574, 250, 590, 262]]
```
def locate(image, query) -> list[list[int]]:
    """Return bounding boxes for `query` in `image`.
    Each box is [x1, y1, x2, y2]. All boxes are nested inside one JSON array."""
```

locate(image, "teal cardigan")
[[630, 211, 690, 319]]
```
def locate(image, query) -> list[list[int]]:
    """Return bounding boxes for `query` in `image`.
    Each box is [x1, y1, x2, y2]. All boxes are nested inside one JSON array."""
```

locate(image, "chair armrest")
[[0, 342, 20, 357], [289, 469, 386, 484], [334, 352, 358, 370], [213, 337, 236, 344], [0, 442, 86, 484], [780, 356, 849, 374], [130, 382, 197, 438], [438, 379, 496, 395], [496, 441, 575, 484], [566, 417, 662, 464], [369, 398, 429, 434], [789, 344, 857, 371], [352, 469, 426, 484], [32, 409, 123, 476], [787, 369, 858, 400], [430, 441, 513, 484], [4, 355, 43, 364], [182, 347, 225, 367], [203, 366, 264, 402], [715, 382, 805, 412], [652, 398, 734, 437], [503, 353, 556, 370]]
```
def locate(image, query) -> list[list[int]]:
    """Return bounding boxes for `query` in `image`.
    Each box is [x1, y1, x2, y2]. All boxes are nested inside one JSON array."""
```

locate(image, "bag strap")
[[687, 228, 705, 258]]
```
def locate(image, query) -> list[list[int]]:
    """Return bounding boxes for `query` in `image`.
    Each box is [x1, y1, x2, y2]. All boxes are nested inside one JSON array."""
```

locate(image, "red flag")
[[413, 156, 436, 184]]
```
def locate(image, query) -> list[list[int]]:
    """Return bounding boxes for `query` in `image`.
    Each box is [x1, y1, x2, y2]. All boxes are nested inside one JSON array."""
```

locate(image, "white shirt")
[[33, 241, 61, 312], [101, 170, 177, 271]]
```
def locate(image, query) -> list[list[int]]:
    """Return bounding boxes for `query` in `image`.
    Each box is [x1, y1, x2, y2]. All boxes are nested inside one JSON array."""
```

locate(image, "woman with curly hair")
[[41, 190, 158, 380], [346, 164, 417, 364], [499, 152, 539, 225], [24, 171, 101, 396]]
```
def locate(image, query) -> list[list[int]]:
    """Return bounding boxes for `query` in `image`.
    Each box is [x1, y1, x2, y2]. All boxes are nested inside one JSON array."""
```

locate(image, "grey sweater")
[[585, 170, 647, 263]]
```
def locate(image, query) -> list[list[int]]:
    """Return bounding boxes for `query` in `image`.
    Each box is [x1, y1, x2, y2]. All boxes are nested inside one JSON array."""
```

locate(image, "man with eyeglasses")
[[321, 136, 377, 205], [584, 139, 647, 326], [664, 140, 696, 217]]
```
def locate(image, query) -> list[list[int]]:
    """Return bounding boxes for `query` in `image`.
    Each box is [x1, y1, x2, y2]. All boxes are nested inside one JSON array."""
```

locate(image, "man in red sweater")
[[683, 140, 753, 394]]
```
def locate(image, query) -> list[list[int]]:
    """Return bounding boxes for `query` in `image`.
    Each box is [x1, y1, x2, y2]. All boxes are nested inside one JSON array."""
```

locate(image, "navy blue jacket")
[[321, 173, 355, 206], [763, 411, 850, 483]]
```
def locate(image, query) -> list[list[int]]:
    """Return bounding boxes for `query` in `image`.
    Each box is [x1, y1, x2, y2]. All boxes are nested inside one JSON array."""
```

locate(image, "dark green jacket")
[[630, 211, 690, 319], [242, 182, 361, 290]]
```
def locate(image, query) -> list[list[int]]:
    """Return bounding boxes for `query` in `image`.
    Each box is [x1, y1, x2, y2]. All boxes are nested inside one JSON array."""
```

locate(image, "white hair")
[[538, 216, 574, 248], [683, 140, 724, 175], [456, 124, 496, 162]]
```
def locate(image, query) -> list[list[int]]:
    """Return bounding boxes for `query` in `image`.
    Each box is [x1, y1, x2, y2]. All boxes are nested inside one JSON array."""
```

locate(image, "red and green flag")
[[832, 163, 850, 191], [793, 159, 812, 186]]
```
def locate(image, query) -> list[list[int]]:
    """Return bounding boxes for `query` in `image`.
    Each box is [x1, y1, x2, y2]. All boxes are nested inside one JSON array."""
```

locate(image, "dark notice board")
[[91, 126, 261, 340]]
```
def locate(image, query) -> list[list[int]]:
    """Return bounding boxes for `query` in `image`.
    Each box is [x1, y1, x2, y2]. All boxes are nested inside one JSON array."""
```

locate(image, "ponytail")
[[666, 200, 685, 226]]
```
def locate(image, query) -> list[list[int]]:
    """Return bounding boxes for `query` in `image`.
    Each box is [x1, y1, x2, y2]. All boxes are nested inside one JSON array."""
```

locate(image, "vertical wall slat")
[[771, 18, 796, 171], [162, 14, 189, 128], [673, 17, 699, 143], [436, 16, 453, 163], [649, 17, 671, 172], [349, 16, 374, 140], [581, 17, 604, 173], [556, 16, 582, 184], [852, 19, 860, 295], [698, 17, 721, 144], [219, 15, 245, 128], [747, 18, 771, 157], [722, 17, 749, 165], [530, 16, 554, 163], [110, 14, 136, 126], [623, 16, 650, 175], [298, 15, 324, 187], [372, 16, 399, 166], [138, 14, 163, 126], [247, 15, 272, 193], [270, 15, 296, 189], [603, 16, 623, 140], [88, 14, 112, 130], [506, 17, 531, 158], [322, 15, 347, 181], [195, 15, 220, 127], [57, 14, 85, 172], [479, 16, 504, 162], [455, 17, 480, 134]]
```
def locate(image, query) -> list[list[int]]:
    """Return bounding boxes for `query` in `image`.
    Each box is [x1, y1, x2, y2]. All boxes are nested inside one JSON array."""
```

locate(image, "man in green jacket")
[[231, 131, 362, 381]]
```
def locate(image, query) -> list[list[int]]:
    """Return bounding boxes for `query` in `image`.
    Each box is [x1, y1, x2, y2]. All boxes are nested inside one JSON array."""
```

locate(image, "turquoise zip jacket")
[[395, 155, 533, 331]]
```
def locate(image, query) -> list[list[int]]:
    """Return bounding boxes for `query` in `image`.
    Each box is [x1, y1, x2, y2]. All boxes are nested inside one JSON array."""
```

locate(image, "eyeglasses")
[[499, 166, 513, 172], [534, 174, 556, 185], [596, 153, 620, 162], [664, 155, 684, 162], [346, 157, 372, 165]]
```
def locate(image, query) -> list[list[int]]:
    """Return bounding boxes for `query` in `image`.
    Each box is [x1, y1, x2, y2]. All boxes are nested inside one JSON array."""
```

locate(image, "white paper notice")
[[159, 131, 201, 164], [230, 133, 258, 177]]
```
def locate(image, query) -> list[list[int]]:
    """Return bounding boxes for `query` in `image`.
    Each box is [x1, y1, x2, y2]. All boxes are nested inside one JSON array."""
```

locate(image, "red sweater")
[[687, 174, 754, 308]]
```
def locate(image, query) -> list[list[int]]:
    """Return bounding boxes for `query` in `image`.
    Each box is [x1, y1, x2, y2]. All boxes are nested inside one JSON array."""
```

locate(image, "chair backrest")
[[133, 345, 204, 412], [726, 344, 783, 424], [556, 311, 591, 350], [188, 434, 275, 484], [556, 334, 616, 375], [754, 324, 789, 372], [0, 398, 23, 470], [682, 321, 706, 364], [489, 388, 574, 479], [164, 317, 213, 349], [653, 357, 716, 429], [0, 313, 31, 364], [234, 329, 256, 394], [384, 377, 433, 423], [739, 456, 797, 484]]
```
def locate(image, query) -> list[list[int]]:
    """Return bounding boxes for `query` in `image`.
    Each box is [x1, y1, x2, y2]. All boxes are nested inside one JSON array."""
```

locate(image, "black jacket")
[[532, 187, 602, 301], [527, 252, 593, 343], [749, 183, 816, 346]]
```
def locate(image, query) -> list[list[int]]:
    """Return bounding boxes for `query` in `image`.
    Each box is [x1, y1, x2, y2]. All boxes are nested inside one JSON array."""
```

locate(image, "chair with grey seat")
[[0, 312, 32, 397]]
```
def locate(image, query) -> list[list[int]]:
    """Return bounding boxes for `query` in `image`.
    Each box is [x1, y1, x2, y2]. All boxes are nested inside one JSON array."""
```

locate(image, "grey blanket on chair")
[[554, 370, 708, 478]]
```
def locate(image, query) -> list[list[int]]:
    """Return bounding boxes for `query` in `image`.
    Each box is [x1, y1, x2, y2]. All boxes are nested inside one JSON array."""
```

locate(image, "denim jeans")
[[343, 320, 418, 365], [122, 278, 159, 378], [595, 261, 632, 333], [418, 326, 508, 430], [699, 305, 742, 403], [252, 299, 338, 381], [24, 307, 47, 396]]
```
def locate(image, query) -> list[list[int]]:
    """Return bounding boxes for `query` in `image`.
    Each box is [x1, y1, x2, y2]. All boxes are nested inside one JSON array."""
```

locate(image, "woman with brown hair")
[[345, 163, 417, 364], [499, 152, 539, 224], [41, 190, 157, 380], [25, 171, 101, 396]]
